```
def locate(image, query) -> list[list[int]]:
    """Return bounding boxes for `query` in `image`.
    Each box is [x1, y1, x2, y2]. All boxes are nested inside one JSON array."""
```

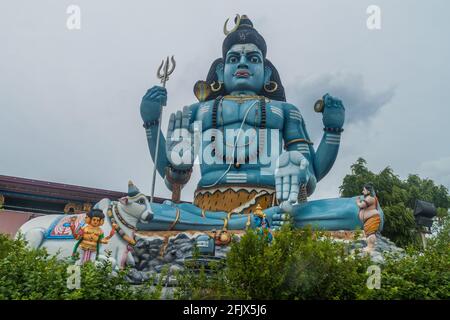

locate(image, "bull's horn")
[[127, 180, 140, 197]]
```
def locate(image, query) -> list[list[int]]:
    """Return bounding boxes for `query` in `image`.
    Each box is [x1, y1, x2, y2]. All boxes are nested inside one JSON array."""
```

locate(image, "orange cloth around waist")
[[194, 188, 275, 214], [363, 214, 381, 236]]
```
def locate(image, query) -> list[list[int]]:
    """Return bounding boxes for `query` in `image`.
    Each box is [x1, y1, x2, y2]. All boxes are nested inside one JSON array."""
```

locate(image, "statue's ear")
[[264, 65, 272, 85], [215, 62, 224, 82]]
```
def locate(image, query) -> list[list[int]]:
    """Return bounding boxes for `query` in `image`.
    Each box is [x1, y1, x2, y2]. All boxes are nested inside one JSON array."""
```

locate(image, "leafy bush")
[[0, 234, 162, 300], [176, 220, 450, 300], [176, 225, 373, 300], [1, 219, 449, 300], [174, 245, 229, 300], [367, 217, 450, 299]]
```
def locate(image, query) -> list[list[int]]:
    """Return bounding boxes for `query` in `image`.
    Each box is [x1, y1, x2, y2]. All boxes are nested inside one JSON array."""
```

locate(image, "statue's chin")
[[226, 81, 260, 94]]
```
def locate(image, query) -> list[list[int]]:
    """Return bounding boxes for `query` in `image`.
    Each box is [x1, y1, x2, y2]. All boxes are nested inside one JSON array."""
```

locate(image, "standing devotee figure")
[[356, 183, 381, 253], [70, 209, 116, 264]]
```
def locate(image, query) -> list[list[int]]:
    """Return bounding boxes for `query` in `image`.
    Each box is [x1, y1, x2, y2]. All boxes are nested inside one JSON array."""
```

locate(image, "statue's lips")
[[234, 70, 251, 78]]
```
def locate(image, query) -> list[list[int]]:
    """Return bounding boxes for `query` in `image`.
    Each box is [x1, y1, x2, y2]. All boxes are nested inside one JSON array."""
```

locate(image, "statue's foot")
[[362, 246, 371, 253], [269, 197, 383, 231]]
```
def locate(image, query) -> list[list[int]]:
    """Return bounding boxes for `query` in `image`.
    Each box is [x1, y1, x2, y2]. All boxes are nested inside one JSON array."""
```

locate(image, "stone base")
[[127, 231, 234, 284], [322, 230, 359, 240], [126, 230, 404, 284]]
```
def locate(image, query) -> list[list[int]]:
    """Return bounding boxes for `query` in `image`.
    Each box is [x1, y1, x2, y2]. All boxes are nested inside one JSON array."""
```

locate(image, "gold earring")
[[264, 81, 278, 93], [211, 81, 223, 92]]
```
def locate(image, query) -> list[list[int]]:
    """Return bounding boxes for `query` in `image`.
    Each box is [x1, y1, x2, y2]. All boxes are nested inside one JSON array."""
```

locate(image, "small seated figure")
[[214, 229, 232, 246], [254, 204, 273, 243], [70, 209, 117, 264], [356, 183, 381, 253]]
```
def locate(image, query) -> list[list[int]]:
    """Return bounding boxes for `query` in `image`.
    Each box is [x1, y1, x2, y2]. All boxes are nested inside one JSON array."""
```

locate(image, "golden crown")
[[254, 204, 266, 218]]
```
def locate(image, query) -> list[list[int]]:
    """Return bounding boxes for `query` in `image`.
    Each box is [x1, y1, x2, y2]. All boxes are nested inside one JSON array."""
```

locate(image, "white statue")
[[17, 181, 152, 269]]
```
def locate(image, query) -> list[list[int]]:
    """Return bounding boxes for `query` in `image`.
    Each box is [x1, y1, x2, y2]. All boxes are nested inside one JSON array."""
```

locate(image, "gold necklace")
[[224, 95, 269, 104]]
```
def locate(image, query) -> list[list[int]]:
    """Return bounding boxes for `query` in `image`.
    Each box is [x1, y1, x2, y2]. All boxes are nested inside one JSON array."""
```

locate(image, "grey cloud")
[[1, 0, 449, 203], [418, 157, 450, 189], [285, 72, 395, 137]]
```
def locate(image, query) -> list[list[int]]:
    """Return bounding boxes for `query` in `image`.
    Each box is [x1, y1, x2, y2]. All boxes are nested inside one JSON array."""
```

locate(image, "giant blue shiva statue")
[[138, 15, 383, 232]]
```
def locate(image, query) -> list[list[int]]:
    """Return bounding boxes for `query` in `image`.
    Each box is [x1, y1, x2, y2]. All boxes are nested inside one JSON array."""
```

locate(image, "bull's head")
[[117, 181, 154, 223]]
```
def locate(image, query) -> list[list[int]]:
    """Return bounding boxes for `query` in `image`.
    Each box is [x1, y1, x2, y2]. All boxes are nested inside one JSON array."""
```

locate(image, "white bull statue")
[[17, 181, 153, 269]]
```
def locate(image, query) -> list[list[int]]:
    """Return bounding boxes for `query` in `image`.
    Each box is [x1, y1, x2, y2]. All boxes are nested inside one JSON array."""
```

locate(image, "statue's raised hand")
[[140, 86, 167, 122], [321, 93, 345, 129], [166, 106, 195, 171], [275, 151, 311, 213]]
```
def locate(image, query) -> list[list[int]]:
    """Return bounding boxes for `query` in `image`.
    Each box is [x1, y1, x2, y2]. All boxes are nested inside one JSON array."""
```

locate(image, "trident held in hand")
[[157, 56, 176, 87], [150, 56, 176, 204]]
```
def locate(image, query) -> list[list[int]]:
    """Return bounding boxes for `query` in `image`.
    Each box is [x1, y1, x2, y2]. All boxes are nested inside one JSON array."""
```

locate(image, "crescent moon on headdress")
[[223, 14, 241, 35]]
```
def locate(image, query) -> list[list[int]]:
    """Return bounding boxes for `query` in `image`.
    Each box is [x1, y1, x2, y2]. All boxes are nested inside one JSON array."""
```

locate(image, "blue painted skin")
[[139, 38, 380, 231]]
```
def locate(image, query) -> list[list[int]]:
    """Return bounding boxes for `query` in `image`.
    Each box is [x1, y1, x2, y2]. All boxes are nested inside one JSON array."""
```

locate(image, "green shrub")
[[1, 218, 448, 300], [0, 234, 162, 300], [175, 220, 450, 300], [367, 217, 450, 299], [174, 244, 229, 300], [176, 225, 373, 300]]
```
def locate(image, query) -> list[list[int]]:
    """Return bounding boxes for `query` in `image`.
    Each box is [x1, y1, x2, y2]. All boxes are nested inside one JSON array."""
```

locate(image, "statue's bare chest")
[[195, 99, 284, 130]]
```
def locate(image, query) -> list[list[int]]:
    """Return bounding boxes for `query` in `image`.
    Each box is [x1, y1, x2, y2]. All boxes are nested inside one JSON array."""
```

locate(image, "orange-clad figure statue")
[[356, 183, 381, 253]]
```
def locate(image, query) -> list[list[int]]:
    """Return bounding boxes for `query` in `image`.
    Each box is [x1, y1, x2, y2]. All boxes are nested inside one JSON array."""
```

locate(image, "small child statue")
[[254, 204, 273, 243], [70, 209, 117, 264], [356, 183, 381, 253]]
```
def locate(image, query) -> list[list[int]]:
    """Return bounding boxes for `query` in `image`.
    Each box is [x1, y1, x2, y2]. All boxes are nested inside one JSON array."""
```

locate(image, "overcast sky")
[[1, 0, 449, 201]]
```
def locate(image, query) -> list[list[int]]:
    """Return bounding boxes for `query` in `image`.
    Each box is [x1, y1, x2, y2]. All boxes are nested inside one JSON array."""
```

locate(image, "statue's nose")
[[238, 55, 248, 69], [237, 63, 248, 70]]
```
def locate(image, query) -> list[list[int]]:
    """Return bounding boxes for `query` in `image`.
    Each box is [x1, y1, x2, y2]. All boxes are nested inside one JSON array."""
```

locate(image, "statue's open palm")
[[275, 151, 310, 213], [166, 106, 196, 171]]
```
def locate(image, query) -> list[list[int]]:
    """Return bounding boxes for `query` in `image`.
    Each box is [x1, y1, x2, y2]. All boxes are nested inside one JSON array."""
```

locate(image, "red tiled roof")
[[0, 175, 167, 204]]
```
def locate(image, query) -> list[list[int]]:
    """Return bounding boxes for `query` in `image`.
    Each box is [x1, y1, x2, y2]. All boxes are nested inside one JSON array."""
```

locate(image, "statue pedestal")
[[126, 229, 404, 284], [128, 230, 239, 283], [322, 230, 359, 240]]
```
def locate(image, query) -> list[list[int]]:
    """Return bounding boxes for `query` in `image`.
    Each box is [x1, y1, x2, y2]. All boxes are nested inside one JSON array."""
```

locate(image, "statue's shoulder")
[[269, 100, 302, 113], [187, 102, 201, 110], [188, 101, 215, 111]]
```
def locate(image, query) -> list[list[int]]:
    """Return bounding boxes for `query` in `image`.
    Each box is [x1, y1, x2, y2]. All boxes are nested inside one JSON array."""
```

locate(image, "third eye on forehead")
[[228, 44, 262, 56]]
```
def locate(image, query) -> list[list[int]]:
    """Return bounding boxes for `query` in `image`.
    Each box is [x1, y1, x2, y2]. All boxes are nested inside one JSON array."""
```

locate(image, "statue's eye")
[[249, 56, 260, 63], [228, 56, 238, 63], [138, 199, 145, 205]]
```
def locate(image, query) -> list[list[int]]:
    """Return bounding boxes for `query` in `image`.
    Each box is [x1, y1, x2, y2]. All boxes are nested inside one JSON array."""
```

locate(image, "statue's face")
[[222, 44, 268, 94], [362, 187, 369, 196], [90, 217, 103, 227]]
